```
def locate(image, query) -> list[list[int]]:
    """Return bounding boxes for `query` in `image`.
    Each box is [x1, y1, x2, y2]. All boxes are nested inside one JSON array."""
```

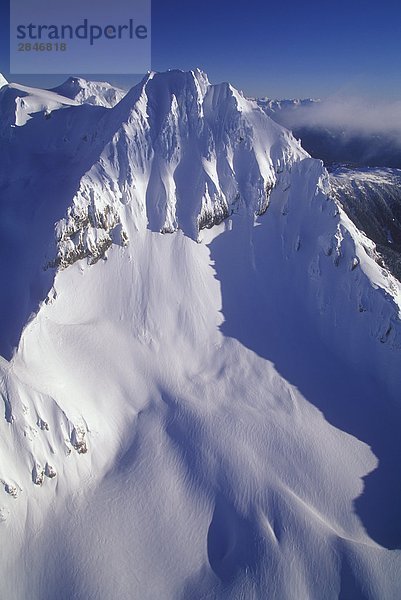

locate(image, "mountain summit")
[[0, 70, 400, 599]]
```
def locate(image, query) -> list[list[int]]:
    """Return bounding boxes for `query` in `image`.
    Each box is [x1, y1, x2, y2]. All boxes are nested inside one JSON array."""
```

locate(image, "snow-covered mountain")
[[0, 78, 79, 129], [0, 76, 125, 135], [0, 69, 401, 599], [51, 77, 126, 108]]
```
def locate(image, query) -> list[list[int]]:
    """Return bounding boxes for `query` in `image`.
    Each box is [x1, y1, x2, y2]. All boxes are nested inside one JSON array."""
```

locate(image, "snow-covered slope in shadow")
[[0, 70, 400, 599], [0, 80, 115, 357], [211, 159, 401, 547]]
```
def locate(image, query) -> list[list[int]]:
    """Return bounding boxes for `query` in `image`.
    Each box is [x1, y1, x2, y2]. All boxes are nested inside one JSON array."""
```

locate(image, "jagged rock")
[[4, 483, 18, 498], [160, 225, 176, 234], [49, 190, 123, 269], [44, 463, 57, 479], [32, 463, 45, 486], [38, 418, 49, 431], [256, 182, 274, 216], [351, 256, 360, 271], [197, 192, 230, 231], [88, 236, 113, 265], [71, 427, 88, 454]]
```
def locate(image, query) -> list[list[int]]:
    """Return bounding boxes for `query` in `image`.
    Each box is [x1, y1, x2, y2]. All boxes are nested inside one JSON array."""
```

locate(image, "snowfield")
[[0, 69, 400, 599]]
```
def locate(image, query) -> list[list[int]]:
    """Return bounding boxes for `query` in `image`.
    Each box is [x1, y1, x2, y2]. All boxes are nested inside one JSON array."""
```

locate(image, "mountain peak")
[[103, 68, 305, 241], [121, 68, 211, 106]]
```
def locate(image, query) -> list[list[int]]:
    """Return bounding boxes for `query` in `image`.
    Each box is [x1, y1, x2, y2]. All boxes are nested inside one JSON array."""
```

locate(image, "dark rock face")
[[330, 167, 401, 281]]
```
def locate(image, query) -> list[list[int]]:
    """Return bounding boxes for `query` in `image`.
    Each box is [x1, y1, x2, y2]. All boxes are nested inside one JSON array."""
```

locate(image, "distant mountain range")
[[256, 97, 401, 169]]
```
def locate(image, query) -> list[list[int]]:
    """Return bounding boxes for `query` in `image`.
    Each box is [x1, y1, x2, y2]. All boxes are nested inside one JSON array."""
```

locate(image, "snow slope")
[[0, 69, 401, 599]]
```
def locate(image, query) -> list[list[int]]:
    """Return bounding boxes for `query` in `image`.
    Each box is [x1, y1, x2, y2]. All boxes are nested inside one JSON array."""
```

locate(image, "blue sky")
[[1, 0, 401, 99]]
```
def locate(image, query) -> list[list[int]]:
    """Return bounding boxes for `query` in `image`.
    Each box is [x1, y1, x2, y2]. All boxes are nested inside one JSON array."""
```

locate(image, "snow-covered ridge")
[[0, 80, 80, 129], [0, 75, 125, 134]]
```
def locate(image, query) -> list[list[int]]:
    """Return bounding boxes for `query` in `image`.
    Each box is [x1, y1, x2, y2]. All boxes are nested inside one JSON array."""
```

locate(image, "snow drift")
[[0, 69, 400, 599]]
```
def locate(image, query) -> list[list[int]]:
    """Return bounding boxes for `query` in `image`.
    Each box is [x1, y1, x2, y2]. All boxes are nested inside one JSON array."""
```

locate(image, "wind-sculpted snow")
[[0, 70, 401, 599]]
